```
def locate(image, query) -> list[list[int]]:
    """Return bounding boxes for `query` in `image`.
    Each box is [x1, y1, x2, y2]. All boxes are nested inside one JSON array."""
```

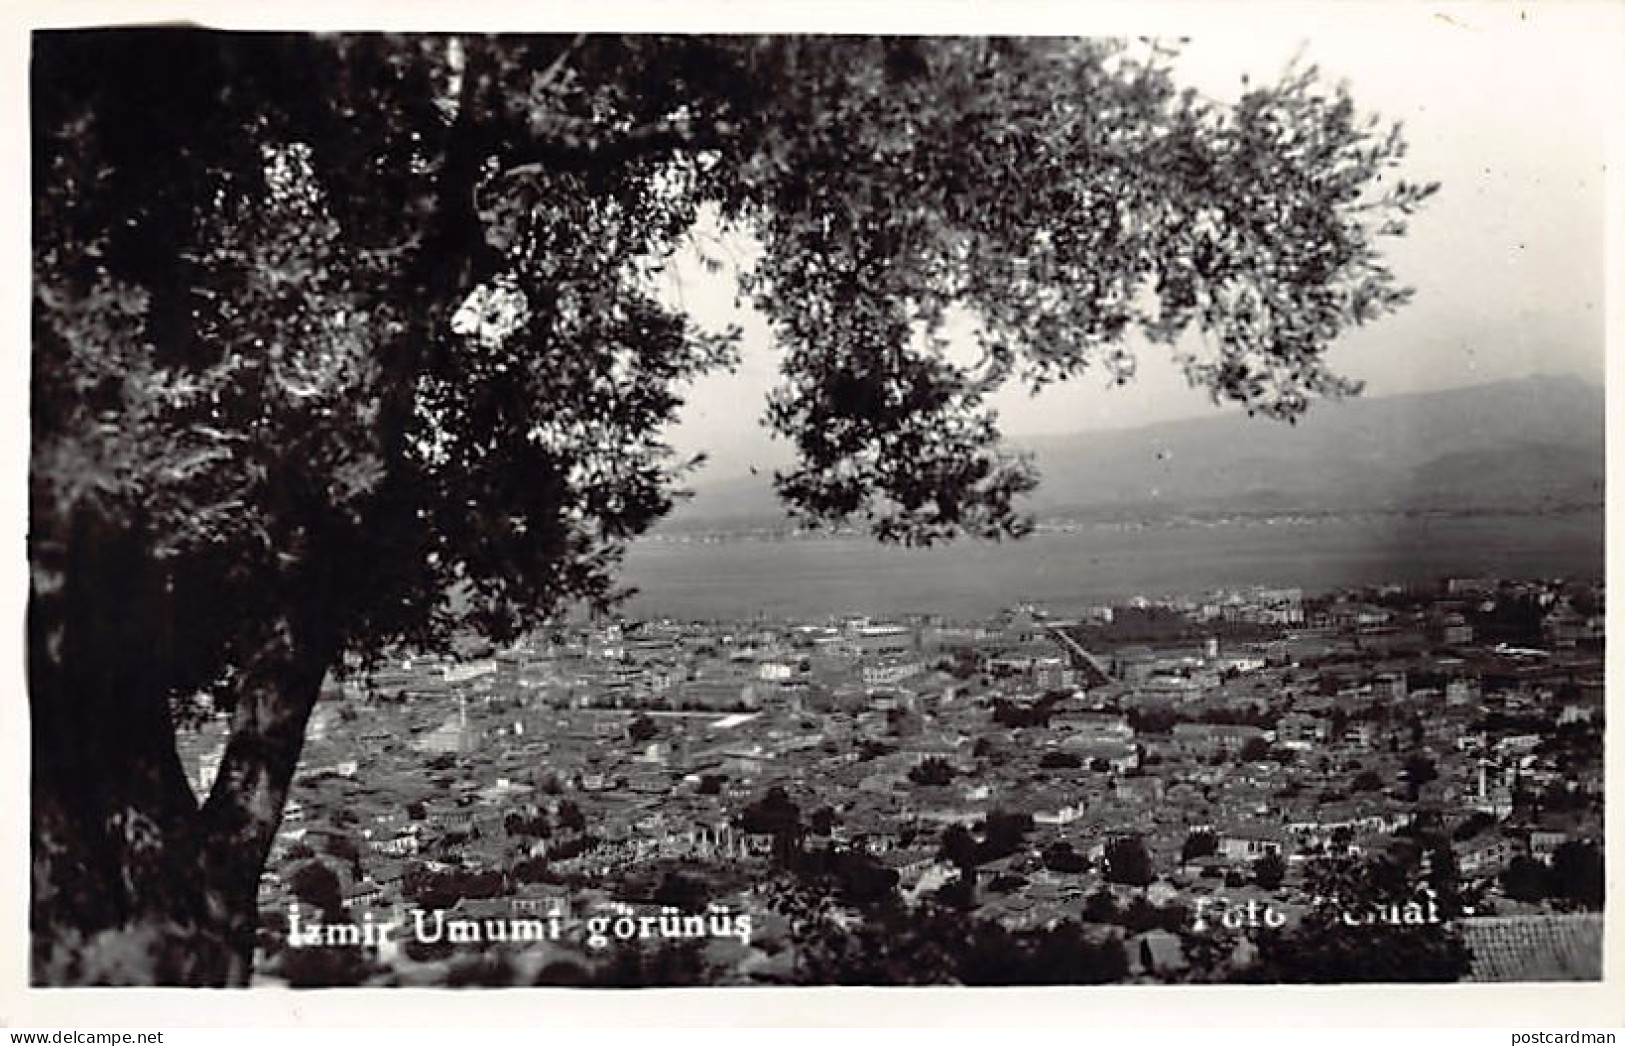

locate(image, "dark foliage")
[[1103, 836, 1154, 887]]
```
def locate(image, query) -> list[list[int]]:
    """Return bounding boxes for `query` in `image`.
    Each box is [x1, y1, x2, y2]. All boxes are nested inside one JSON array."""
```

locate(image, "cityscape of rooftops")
[[193, 573, 1604, 986]]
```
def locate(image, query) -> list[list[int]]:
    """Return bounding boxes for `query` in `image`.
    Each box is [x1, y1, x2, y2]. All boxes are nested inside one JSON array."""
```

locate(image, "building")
[[1276, 713, 1329, 747], [1171, 723, 1267, 760], [1458, 914, 1603, 981], [1216, 827, 1288, 863], [415, 697, 476, 755]]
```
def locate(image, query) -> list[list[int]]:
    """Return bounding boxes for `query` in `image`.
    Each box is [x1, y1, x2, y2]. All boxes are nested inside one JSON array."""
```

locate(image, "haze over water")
[[620, 510, 1605, 622]]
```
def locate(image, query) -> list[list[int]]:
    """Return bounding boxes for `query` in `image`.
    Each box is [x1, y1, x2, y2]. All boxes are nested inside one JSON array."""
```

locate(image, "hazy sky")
[[660, 4, 1617, 478]]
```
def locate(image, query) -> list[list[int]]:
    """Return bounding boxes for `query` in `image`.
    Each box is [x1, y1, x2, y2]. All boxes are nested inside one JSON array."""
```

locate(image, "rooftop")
[[1458, 913, 1603, 982]]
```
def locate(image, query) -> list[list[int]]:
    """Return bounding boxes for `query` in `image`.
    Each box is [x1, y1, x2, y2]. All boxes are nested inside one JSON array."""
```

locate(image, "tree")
[[274, 937, 375, 988], [287, 862, 344, 922], [1180, 831, 1218, 866], [1239, 852, 1471, 983], [650, 870, 708, 913], [555, 799, 586, 834], [504, 809, 551, 839], [627, 713, 658, 743], [1452, 812, 1495, 842], [1127, 706, 1179, 735], [511, 856, 551, 885], [31, 31, 1434, 985], [1500, 855, 1551, 905], [1566, 585, 1601, 618], [1253, 850, 1287, 890], [1548, 842, 1604, 910], [773, 886, 1128, 986], [856, 739, 898, 762], [1119, 895, 1184, 935], [939, 649, 981, 680], [1104, 837, 1154, 887], [978, 811, 1035, 863], [934, 871, 979, 912], [1042, 841, 1087, 874], [324, 833, 363, 877], [737, 785, 804, 865], [1039, 750, 1083, 770], [938, 824, 980, 873], [1351, 769, 1385, 793], [809, 806, 838, 837], [1238, 736, 1272, 763], [1401, 754, 1439, 801], [987, 872, 1028, 894], [907, 756, 956, 787], [811, 847, 902, 909], [992, 699, 1052, 729], [1082, 888, 1118, 925]]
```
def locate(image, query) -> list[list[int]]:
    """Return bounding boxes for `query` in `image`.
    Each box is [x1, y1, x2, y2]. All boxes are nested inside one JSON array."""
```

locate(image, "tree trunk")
[[30, 673, 233, 984], [29, 507, 335, 986], [198, 617, 336, 985], [31, 623, 333, 986]]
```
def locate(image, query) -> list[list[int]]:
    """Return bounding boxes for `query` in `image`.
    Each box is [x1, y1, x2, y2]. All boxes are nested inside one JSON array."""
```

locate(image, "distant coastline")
[[623, 507, 1604, 621], [643, 502, 1606, 546]]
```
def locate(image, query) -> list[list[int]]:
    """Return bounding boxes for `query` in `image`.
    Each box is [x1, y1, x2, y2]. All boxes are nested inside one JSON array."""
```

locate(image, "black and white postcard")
[[9, 0, 1621, 1028]]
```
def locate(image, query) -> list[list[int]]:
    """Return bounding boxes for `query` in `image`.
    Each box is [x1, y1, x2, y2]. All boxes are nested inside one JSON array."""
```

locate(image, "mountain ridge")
[[659, 373, 1604, 530]]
